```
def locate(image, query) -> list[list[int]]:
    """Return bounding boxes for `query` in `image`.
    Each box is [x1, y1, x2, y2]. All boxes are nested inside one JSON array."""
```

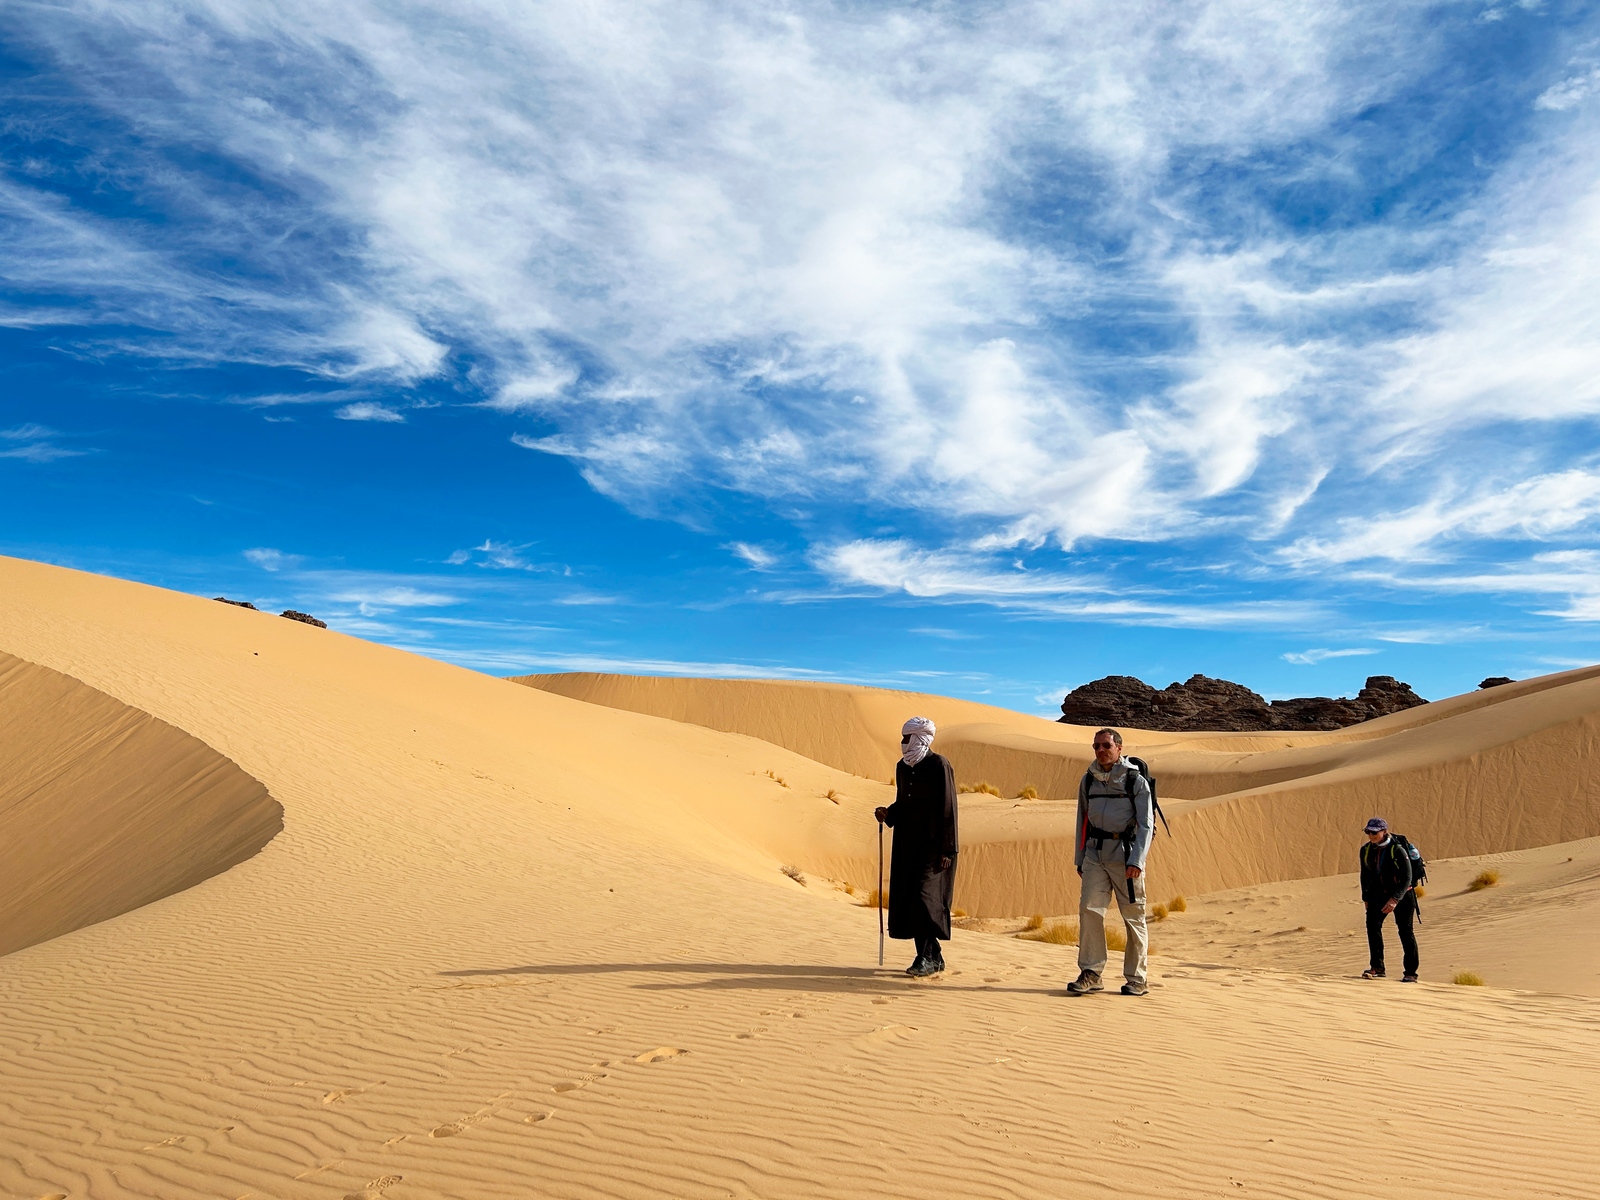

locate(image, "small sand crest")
[[0, 650, 281, 956]]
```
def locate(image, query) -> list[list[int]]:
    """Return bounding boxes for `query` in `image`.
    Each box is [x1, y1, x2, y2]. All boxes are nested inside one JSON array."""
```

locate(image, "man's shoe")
[[905, 956, 926, 976], [1066, 969, 1103, 995], [907, 958, 943, 978], [1120, 980, 1149, 996], [1361, 968, 1385, 979], [1401, 973, 1419, 983]]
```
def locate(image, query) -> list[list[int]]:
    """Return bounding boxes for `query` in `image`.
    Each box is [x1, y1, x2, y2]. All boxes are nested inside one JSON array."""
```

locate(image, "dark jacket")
[[882, 751, 959, 940], [1360, 836, 1413, 905]]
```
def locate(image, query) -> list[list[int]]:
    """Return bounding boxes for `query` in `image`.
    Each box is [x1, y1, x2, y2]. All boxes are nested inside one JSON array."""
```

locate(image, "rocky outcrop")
[[1058, 673, 1427, 732], [213, 597, 258, 610], [1479, 676, 1514, 689], [279, 610, 327, 629]]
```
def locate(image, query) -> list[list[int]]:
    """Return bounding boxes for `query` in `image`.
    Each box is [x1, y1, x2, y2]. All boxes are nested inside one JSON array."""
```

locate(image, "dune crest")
[[0, 651, 282, 957]]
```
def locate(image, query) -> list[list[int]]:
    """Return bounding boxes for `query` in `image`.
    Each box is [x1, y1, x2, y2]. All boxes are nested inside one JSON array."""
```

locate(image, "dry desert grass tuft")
[[1016, 784, 1039, 800], [958, 781, 1002, 796], [861, 889, 888, 908], [824, 789, 840, 803], [1106, 925, 1127, 951], [764, 769, 790, 788], [1468, 869, 1502, 891], [1453, 970, 1486, 986], [780, 864, 806, 886], [1151, 903, 1169, 921], [1020, 922, 1079, 945], [952, 907, 968, 918], [1169, 894, 1187, 912], [1025, 913, 1045, 931], [1414, 885, 1426, 898]]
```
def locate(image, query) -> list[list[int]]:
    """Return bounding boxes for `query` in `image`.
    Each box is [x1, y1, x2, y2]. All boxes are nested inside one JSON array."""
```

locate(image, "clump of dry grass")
[[958, 781, 1002, 796], [764, 769, 790, 788], [1025, 913, 1045, 931], [780, 864, 806, 886], [1453, 970, 1485, 986], [1413, 885, 1425, 898], [1019, 921, 1079, 945], [1106, 925, 1128, 951], [824, 789, 840, 804], [861, 888, 888, 908], [1468, 868, 1502, 891], [1151, 903, 1169, 921], [952, 907, 969, 918], [843, 882, 857, 896], [1168, 894, 1187, 913], [1016, 784, 1039, 800]]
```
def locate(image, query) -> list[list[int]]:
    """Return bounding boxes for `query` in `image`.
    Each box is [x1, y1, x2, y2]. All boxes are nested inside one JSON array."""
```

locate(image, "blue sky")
[[4, 0, 1600, 717]]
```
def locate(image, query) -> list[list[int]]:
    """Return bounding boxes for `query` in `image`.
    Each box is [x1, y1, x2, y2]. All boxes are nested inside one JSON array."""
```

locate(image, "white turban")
[[900, 716, 936, 767]]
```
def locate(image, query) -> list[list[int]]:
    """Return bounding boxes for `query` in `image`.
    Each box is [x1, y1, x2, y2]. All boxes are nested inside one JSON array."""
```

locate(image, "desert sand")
[[3, 553, 1599, 1200]]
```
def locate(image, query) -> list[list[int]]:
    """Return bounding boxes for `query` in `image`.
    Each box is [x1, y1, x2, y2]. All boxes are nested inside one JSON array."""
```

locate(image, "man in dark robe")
[[874, 716, 959, 977]]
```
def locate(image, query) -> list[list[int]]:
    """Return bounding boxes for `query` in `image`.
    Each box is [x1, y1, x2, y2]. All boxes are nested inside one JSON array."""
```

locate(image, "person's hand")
[[874, 806, 888, 823], [1076, 867, 1083, 878], [939, 855, 952, 871], [1382, 898, 1397, 914], [1125, 865, 1142, 880]]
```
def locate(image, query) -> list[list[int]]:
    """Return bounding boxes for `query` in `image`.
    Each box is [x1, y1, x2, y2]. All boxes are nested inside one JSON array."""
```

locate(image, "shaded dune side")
[[516, 671, 1600, 914], [0, 651, 283, 957]]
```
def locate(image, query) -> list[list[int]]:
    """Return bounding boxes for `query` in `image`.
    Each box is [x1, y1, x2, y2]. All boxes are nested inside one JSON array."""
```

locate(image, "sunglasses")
[[1092, 742, 1116, 750]]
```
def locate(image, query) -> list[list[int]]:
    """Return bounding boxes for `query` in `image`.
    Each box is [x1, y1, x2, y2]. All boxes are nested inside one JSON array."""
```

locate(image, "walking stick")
[[878, 821, 885, 967]]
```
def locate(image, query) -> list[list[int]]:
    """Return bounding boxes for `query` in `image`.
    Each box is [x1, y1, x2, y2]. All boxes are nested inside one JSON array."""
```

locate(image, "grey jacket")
[[1073, 758, 1153, 871]]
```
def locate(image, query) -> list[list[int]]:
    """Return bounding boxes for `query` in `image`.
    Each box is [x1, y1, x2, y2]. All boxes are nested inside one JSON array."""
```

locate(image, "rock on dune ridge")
[[514, 670, 1600, 913], [4, 554, 1600, 1200]]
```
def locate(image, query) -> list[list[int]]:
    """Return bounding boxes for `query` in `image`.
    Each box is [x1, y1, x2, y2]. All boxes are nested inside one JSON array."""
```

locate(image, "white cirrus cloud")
[[243, 547, 302, 572], [335, 401, 406, 423], [727, 542, 779, 570], [1281, 647, 1379, 665]]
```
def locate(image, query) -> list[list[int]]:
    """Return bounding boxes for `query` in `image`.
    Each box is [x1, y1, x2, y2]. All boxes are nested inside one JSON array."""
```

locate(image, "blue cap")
[[1364, 817, 1388, 833]]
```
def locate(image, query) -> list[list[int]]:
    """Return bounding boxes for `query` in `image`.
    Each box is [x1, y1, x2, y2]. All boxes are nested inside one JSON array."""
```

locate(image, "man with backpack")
[[1067, 728, 1153, 997], [1360, 817, 1420, 983]]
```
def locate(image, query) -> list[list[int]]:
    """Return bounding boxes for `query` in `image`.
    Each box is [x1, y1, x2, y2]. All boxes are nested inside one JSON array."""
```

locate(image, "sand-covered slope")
[[4, 555, 1599, 1200], [0, 651, 281, 956], [515, 671, 1600, 911]]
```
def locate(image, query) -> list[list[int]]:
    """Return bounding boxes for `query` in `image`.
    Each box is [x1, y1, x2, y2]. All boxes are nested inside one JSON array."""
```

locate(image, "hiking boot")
[[1361, 968, 1385, 979], [1066, 969, 1103, 995], [905, 956, 927, 976], [1402, 973, 1419, 983], [1120, 980, 1149, 997], [907, 958, 943, 978]]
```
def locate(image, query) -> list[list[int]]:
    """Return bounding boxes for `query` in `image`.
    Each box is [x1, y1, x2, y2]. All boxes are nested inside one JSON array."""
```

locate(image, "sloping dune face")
[[3, 557, 1599, 1200], [0, 652, 282, 956], [514, 671, 1600, 909]]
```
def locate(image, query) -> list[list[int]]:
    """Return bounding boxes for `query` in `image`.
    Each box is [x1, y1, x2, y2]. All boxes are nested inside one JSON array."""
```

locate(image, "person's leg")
[[1364, 903, 1388, 975], [1396, 893, 1419, 978], [1112, 862, 1149, 986], [1077, 851, 1113, 977]]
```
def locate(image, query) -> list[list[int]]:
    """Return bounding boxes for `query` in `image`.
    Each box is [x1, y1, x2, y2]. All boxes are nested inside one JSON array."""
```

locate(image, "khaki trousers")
[[1077, 845, 1149, 985]]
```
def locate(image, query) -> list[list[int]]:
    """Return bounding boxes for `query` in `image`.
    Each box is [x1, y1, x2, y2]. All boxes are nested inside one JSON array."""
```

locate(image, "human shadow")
[[439, 960, 1058, 997]]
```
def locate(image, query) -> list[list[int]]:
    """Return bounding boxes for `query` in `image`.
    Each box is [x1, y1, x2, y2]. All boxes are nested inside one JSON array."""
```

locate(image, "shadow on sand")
[[439, 960, 1061, 997]]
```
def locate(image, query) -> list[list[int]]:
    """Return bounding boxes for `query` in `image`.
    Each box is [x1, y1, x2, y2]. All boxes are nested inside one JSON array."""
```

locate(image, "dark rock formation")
[[1479, 676, 1514, 689], [213, 597, 258, 610], [279, 610, 327, 629], [1058, 673, 1427, 732]]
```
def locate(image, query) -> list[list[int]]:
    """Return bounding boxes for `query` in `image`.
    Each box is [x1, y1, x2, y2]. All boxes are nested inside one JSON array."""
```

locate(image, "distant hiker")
[[1068, 728, 1153, 997], [1360, 817, 1420, 982], [874, 716, 959, 977]]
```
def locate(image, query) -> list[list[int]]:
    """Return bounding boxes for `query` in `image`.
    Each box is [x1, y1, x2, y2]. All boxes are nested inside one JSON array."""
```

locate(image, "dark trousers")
[[914, 933, 944, 963], [1366, 891, 1419, 976]]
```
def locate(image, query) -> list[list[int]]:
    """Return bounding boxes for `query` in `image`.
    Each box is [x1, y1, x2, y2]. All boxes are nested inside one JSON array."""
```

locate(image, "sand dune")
[[3, 554, 1599, 1200], [0, 651, 281, 957], [515, 671, 1600, 910]]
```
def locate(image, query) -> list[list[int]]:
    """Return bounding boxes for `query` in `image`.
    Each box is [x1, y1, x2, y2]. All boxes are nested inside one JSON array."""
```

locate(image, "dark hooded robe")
[[882, 751, 959, 940]]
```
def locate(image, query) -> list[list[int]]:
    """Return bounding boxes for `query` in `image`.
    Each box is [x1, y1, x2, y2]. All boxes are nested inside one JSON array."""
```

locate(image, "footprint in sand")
[[634, 1047, 688, 1064], [323, 1081, 384, 1104], [343, 1175, 402, 1200], [430, 1093, 514, 1137], [525, 1111, 554, 1124], [731, 1029, 765, 1040], [983, 977, 1003, 983], [294, 1161, 344, 1180], [551, 1079, 589, 1093], [142, 1134, 187, 1151], [871, 998, 893, 1005], [36, 1193, 68, 1199]]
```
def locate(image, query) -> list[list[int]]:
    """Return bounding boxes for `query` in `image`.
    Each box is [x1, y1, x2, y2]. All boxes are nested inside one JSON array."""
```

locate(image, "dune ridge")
[[0, 650, 281, 957]]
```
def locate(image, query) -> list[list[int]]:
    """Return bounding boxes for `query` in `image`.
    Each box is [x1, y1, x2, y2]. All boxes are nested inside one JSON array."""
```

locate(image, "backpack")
[[1389, 833, 1427, 889], [1080, 756, 1172, 838]]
